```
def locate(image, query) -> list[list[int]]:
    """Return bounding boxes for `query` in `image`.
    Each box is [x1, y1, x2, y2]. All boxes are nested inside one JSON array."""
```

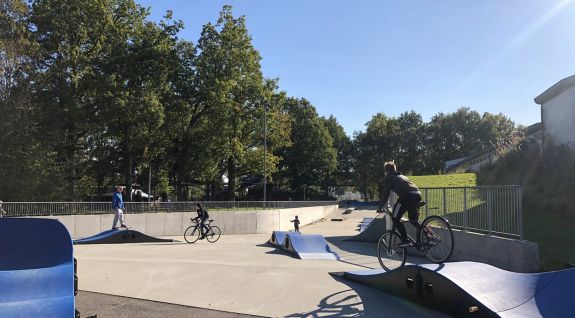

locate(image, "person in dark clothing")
[[377, 161, 422, 247], [195, 202, 210, 239], [290, 215, 300, 232]]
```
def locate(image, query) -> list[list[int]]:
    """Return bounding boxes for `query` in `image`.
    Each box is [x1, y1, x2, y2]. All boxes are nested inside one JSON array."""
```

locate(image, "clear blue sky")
[[137, 0, 575, 136]]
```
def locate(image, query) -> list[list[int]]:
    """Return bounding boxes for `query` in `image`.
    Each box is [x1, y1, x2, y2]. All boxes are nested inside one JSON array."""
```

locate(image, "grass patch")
[[410, 173, 477, 188]]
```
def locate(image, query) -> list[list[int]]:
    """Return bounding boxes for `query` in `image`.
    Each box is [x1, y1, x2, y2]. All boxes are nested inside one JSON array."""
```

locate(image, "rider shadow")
[[285, 274, 443, 318]]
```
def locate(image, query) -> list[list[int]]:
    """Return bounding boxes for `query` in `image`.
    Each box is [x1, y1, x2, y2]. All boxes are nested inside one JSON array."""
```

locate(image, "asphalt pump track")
[[268, 231, 340, 260], [335, 261, 575, 318], [74, 228, 175, 245]]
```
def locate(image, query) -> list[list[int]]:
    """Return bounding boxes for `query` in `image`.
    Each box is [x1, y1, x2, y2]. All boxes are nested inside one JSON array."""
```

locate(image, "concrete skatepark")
[[1, 206, 570, 317]]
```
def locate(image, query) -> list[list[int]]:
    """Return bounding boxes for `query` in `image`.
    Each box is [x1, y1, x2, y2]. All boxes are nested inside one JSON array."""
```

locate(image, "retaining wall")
[[389, 214, 539, 273], [37, 205, 337, 239]]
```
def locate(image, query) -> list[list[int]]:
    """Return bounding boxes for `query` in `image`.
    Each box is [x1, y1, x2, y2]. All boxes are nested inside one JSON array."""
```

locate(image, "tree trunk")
[[226, 157, 236, 201], [125, 152, 133, 202]]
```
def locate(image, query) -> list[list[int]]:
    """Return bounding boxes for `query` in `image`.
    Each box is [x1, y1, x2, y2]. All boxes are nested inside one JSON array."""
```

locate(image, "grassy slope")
[[409, 173, 477, 188], [477, 139, 575, 271]]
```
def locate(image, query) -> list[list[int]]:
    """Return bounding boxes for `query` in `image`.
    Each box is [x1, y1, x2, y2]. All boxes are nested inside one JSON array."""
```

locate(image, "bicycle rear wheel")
[[184, 226, 200, 243], [420, 215, 454, 263], [377, 231, 407, 271], [206, 226, 221, 243]]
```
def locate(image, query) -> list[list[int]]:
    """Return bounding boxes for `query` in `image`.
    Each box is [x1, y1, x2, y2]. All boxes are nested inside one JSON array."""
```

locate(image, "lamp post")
[[263, 101, 267, 209]]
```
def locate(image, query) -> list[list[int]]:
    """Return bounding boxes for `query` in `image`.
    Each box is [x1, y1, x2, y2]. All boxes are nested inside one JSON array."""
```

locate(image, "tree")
[[424, 107, 516, 173], [321, 115, 353, 185], [279, 98, 337, 198], [194, 6, 289, 200]]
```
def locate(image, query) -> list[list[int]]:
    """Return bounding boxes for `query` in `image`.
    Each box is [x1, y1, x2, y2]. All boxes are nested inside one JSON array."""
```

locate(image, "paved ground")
[[74, 208, 448, 317]]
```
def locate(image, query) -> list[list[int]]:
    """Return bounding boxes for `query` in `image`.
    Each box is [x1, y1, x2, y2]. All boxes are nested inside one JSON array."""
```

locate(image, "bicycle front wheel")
[[206, 226, 221, 243], [184, 226, 200, 243], [420, 216, 454, 263], [377, 231, 406, 271]]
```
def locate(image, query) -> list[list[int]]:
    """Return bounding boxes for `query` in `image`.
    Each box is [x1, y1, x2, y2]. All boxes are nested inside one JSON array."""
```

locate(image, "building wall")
[[541, 84, 575, 149]]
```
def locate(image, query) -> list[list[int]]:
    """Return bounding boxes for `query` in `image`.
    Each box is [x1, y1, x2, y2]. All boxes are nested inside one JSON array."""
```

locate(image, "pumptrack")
[[268, 231, 339, 260], [336, 261, 575, 318], [0, 218, 76, 318], [74, 228, 174, 245]]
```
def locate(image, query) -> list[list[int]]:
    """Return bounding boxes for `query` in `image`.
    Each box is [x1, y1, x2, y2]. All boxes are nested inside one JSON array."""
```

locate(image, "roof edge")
[[534, 75, 575, 105]]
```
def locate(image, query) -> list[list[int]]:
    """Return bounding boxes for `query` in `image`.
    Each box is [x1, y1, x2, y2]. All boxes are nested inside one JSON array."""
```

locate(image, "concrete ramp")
[[358, 217, 374, 232], [74, 229, 174, 245], [339, 261, 575, 318], [348, 215, 388, 242], [268, 231, 339, 260], [0, 218, 76, 317]]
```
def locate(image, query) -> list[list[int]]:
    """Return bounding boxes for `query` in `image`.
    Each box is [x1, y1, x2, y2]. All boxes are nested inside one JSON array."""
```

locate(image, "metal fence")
[[0, 201, 337, 217], [390, 186, 523, 239]]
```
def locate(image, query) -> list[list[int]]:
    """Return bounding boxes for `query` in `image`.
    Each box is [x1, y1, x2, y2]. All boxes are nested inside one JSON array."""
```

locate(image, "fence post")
[[442, 188, 447, 217], [487, 189, 493, 236], [424, 189, 428, 218], [518, 187, 524, 240], [463, 187, 468, 231]]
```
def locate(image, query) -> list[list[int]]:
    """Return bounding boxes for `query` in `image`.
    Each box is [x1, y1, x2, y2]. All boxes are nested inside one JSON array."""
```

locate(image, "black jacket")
[[378, 172, 419, 210], [197, 207, 209, 219]]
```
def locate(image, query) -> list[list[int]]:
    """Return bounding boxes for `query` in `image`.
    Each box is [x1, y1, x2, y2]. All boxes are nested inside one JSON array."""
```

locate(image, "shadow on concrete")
[[285, 274, 447, 317], [326, 235, 431, 269], [255, 243, 298, 258]]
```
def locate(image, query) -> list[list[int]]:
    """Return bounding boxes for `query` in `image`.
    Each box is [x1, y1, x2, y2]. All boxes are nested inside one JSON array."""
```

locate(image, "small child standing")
[[290, 215, 300, 232]]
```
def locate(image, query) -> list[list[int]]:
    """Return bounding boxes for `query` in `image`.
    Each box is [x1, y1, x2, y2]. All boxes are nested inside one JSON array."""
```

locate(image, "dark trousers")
[[391, 193, 422, 242], [200, 216, 209, 235]]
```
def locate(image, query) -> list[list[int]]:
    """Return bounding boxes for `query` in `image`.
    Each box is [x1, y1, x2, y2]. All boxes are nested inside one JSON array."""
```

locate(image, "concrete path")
[[74, 208, 448, 317]]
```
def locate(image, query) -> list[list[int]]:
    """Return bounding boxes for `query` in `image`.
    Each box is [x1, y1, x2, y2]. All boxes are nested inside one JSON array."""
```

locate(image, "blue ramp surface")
[[283, 233, 340, 260], [268, 231, 339, 260], [0, 218, 75, 318], [341, 261, 575, 318], [268, 230, 299, 247], [74, 229, 174, 245]]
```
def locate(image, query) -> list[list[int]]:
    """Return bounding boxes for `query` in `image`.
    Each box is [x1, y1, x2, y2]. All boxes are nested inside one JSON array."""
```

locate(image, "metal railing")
[[390, 186, 523, 240], [0, 201, 337, 217]]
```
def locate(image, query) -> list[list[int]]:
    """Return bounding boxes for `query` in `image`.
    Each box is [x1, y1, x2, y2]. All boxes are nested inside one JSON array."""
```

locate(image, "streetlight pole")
[[263, 101, 267, 209]]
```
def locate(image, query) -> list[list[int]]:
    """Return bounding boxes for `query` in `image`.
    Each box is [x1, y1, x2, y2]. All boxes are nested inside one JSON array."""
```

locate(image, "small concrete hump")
[[74, 229, 174, 245]]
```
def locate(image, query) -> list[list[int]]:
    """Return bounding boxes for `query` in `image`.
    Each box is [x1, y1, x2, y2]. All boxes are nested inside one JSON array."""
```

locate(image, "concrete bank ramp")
[[268, 231, 339, 260], [348, 215, 388, 242], [74, 229, 174, 245], [338, 261, 575, 318], [0, 218, 76, 317]]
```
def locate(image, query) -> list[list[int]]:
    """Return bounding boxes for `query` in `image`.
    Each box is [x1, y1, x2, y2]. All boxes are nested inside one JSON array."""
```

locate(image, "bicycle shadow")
[[285, 274, 447, 317]]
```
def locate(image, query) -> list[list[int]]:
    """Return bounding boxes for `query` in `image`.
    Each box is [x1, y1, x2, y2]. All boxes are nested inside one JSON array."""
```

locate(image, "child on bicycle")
[[195, 202, 210, 239], [376, 161, 422, 247]]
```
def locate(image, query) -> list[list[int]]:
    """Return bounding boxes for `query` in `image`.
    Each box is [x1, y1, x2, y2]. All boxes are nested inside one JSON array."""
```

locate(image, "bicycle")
[[184, 218, 221, 243], [377, 201, 454, 271]]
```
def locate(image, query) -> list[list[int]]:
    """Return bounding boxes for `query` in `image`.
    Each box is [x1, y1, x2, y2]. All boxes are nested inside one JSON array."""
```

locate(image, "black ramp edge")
[[74, 229, 174, 245], [341, 261, 575, 318]]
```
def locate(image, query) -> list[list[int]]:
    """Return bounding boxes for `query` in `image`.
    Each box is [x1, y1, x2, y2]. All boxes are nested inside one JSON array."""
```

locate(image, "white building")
[[534, 75, 575, 150]]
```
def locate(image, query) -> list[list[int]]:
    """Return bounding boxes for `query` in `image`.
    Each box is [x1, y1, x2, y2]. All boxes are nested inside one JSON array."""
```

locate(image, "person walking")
[[290, 215, 300, 232], [112, 186, 128, 230]]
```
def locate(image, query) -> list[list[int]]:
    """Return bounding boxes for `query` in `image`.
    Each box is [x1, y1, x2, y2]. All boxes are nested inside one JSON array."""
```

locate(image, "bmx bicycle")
[[184, 218, 221, 243], [377, 202, 454, 271]]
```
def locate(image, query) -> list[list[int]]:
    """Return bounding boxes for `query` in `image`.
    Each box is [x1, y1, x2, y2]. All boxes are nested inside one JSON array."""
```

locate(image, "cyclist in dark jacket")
[[195, 202, 210, 239], [377, 161, 422, 247]]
